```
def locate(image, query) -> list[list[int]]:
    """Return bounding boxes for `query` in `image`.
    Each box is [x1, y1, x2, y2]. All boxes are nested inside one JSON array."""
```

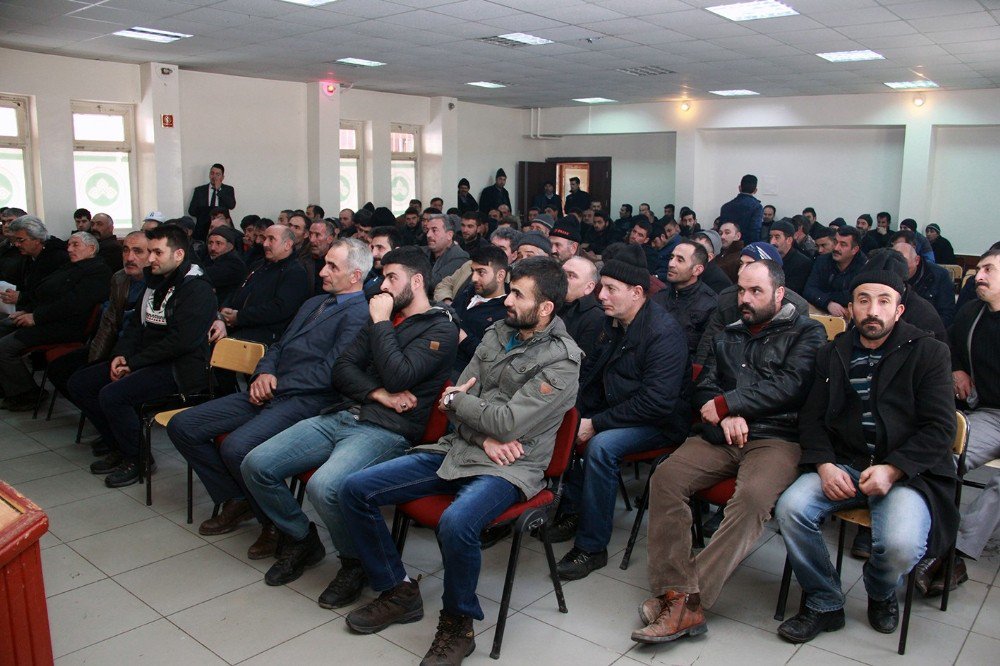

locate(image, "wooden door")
[[517, 161, 557, 217]]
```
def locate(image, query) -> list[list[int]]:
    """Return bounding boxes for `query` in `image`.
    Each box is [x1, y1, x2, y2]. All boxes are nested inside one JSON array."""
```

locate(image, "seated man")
[[804, 226, 867, 317], [891, 231, 955, 327], [775, 271, 956, 642], [210, 224, 311, 346], [691, 230, 733, 294], [941, 247, 1000, 594], [203, 226, 248, 306], [240, 247, 458, 604], [167, 239, 371, 557], [1, 216, 68, 312], [559, 255, 604, 358], [452, 245, 508, 377], [338, 257, 580, 664], [70, 225, 217, 487], [652, 239, 719, 354], [632, 260, 824, 644], [423, 214, 470, 290], [309, 219, 337, 293], [769, 218, 813, 295], [712, 222, 744, 284], [0, 231, 111, 410], [553, 245, 691, 580], [90, 213, 123, 272], [363, 225, 401, 299]]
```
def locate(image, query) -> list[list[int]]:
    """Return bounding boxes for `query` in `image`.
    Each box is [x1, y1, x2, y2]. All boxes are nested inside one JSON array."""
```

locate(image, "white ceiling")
[[2, 0, 1000, 108]]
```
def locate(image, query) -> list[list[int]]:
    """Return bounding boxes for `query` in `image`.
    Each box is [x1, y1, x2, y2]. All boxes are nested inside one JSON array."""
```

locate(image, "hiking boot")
[[198, 499, 253, 536], [556, 546, 607, 581], [346, 579, 424, 634], [90, 451, 123, 475], [777, 607, 846, 643], [867, 594, 899, 634], [420, 611, 475, 665], [631, 590, 707, 644], [914, 556, 943, 596], [105, 460, 149, 488], [928, 556, 968, 597], [264, 523, 325, 586], [318, 557, 367, 609], [639, 596, 663, 625], [546, 513, 579, 543], [247, 523, 279, 560]]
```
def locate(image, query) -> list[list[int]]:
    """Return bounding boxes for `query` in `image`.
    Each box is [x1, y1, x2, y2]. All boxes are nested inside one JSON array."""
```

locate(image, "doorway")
[[516, 157, 612, 217]]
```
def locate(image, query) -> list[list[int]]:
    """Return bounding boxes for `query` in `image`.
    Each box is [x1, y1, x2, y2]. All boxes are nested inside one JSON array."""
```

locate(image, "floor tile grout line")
[[227, 617, 340, 665], [53, 616, 164, 661]]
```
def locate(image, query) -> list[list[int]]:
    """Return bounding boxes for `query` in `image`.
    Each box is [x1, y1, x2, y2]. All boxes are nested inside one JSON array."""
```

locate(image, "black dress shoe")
[[928, 556, 968, 597], [546, 513, 579, 544], [556, 546, 607, 581], [318, 557, 367, 609], [914, 556, 943, 596], [851, 526, 872, 559], [264, 523, 326, 586], [105, 461, 144, 488], [867, 595, 899, 634], [777, 607, 846, 644], [90, 452, 123, 475]]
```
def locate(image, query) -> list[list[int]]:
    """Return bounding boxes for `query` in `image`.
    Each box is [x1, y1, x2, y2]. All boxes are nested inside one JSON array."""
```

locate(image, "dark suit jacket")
[[188, 183, 236, 240]]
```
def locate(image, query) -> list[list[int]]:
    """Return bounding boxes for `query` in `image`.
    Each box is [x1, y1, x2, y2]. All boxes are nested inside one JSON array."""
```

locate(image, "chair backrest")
[[544, 407, 580, 479], [810, 313, 847, 341], [83, 303, 103, 338], [420, 380, 453, 444], [954, 410, 969, 457], [941, 264, 964, 282], [210, 337, 267, 374]]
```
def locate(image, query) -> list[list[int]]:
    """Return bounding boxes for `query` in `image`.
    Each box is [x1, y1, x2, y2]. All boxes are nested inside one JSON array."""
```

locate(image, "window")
[[390, 124, 419, 215], [71, 102, 135, 228], [0, 95, 33, 212], [340, 121, 364, 213]]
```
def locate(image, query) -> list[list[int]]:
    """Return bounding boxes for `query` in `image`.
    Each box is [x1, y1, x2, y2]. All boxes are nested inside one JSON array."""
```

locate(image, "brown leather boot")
[[420, 611, 475, 665], [247, 524, 279, 560], [631, 590, 707, 644], [639, 596, 663, 625], [346, 579, 424, 634], [199, 499, 253, 536]]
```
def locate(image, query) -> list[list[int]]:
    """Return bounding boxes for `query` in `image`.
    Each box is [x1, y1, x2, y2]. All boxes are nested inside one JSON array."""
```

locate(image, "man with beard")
[[452, 245, 509, 376], [775, 271, 956, 644], [364, 226, 401, 299], [632, 260, 824, 645], [805, 226, 868, 318], [203, 226, 248, 306], [240, 246, 458, 607], [339, 257, 580, 665]]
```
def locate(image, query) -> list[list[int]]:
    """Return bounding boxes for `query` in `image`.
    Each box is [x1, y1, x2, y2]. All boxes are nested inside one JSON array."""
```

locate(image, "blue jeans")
[[340, 452, 520, 620], [775, 465, 931, 612], [240, 411, 409, 557], [167, 392, 327, 522], [563, 425, 664, 552]]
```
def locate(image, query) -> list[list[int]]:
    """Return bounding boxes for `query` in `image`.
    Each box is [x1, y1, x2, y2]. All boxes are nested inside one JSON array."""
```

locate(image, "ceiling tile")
[[908, 11, 998, 32], [887, 0, 987, 20]]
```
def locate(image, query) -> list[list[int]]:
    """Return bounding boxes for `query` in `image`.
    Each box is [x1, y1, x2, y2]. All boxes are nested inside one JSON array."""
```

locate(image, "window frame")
[[0, 94, 35, 212], [389, 123, 420, 214], [340, 120, 365, 212], [70, 100, 137, 224]]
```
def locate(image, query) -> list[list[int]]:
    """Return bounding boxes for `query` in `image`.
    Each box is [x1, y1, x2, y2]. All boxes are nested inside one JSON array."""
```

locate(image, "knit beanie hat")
[[770, 219, 796, 237], [496, 168, 506, 179], [516, 231, 552, 254], [550, 217, 581, 243], [926, 223, 941, 235], [207, 226, 237, 246], [694, 230, 722, 256], [850, 270, 905, 297], [601, 243, 650, 291], [371, 207, 397, 227], [532, 213, 555, 230], [458, 178, 470, 188], [740, 241, 783, 267], [859, 248, 908, 281]]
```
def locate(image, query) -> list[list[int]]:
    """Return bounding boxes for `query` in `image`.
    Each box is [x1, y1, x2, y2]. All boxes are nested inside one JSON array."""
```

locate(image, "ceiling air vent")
[[617, 65, 676, 77], [476, 36, 532, 48]]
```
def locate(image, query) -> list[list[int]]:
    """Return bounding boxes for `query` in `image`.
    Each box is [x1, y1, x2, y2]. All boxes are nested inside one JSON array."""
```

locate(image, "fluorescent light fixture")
[[573, 97, 617, 104], [498, 32, 553, 46], [816, 49, 884, 62], [467, 81, 506, 88], [336, 57, 386, 67], [709, 89, 760, 96], [706, 1, 798, 22], [113, 27, 192, 43], [278, 0, 339, 6], [884, 79, 939, 89]]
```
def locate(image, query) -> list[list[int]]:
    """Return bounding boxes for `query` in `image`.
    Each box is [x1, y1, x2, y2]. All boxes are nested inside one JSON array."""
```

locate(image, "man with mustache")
[[632, 259, 824, 646], [804, 226, 868, 319], [240, 246, 458, 609], [775, 270, 957, 643]]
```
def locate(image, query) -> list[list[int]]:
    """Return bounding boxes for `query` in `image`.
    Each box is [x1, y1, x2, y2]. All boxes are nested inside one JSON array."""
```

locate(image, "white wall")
[[696, 127, 904, 225], [929, 126, 1000, 255], [457, 102, 540, 211], [179, 70, 308, 223]]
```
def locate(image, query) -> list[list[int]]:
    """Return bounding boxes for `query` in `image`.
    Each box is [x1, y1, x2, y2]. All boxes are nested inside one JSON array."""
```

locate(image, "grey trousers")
[[647, 435, 801, 608], [958, 407, 1000, 559], [0, 321, 36, 397]]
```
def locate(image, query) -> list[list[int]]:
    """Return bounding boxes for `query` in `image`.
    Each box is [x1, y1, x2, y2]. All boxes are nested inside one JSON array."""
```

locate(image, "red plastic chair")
[[392, 407, 580, 660], [28, 303, 103, 419], [692, 477, 737, 548]]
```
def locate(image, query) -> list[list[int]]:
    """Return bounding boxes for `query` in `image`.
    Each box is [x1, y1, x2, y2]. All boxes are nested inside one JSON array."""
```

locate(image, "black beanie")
[[207, 226, 237, 246], [496, 168, 506, 179], [550, 217, 581, 243], [601, 243, 649, 291], [372, 207, 396, 227], [860, 248, 909, 281], [850, 270, 906, 297], [458, 177, 470, 188]]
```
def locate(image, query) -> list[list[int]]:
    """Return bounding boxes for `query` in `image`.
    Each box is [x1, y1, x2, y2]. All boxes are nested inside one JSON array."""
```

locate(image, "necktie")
[[305, 295, 336, 325], [210, 188, 218, 207]]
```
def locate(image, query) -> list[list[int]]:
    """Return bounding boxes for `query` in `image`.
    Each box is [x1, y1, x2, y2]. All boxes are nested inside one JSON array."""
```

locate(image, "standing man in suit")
[[188, 163, 236, 241]]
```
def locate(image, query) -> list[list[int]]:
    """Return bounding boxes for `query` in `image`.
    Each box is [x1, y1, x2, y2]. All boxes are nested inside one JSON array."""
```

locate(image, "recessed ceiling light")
[[113, 27, 192, 43], [278, 0, 340, 6], [884, 80, 939, 89], [573, 97, 617, 104], [498, 32, 554, 46], [467, 81, 507, 88], [816, 50, 885, 62], [709, 89, 760, 96], [706, 1, 798, 22], [336, 57, 386, 67]]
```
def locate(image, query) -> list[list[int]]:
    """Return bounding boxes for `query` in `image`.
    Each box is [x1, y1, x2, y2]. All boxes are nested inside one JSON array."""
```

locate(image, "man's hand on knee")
[[817, 463, 856, 501]]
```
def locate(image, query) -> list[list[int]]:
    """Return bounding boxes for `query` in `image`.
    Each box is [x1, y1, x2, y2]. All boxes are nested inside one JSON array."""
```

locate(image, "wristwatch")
[[443, 392, 456, 409]]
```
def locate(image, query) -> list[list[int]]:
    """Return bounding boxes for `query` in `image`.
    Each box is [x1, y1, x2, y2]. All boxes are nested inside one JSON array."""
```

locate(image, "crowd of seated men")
[[1, 169, 995, 665]]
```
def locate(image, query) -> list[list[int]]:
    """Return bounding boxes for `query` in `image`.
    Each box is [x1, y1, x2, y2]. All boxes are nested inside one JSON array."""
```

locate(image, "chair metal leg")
[[940, 547, 955, 613], [693, 498, 706, 549], [32, 368, 48, 419], [491, 529, 525, 659], [835, 520, 846, 575], [45, 382, 58, 421], [186, 464, 194, 524], [618, 473, 633, 512], [394, 515, 411, 556], [775, 556, 794, 620], [294, 478, 307, 505], [621, 462, 657, 570], [143, 418, 153, 506], [898, 570, 916, 655], [75, 412, 86, 443]]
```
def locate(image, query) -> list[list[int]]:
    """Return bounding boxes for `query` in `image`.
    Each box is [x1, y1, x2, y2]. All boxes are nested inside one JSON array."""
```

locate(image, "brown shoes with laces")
[[198, 499, 253, 536], [631, 590, 707, 644], [420, 611, 475, 665]]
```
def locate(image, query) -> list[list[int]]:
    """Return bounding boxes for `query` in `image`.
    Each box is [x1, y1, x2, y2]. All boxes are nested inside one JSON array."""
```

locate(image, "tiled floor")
[[2, 402, 999, 665]]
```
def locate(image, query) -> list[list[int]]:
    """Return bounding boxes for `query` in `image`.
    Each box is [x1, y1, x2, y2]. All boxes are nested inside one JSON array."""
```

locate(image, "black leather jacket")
[[651, 280, 719, 354], [695, 302, 825, 442]]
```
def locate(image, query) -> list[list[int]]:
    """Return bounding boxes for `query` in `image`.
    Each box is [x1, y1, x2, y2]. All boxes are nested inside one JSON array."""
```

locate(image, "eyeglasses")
[[11, 236, 32, 245]]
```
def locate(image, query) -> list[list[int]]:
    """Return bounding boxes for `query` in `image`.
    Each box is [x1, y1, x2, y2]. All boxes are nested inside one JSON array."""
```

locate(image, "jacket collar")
[[725, 300, 798, 332]]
